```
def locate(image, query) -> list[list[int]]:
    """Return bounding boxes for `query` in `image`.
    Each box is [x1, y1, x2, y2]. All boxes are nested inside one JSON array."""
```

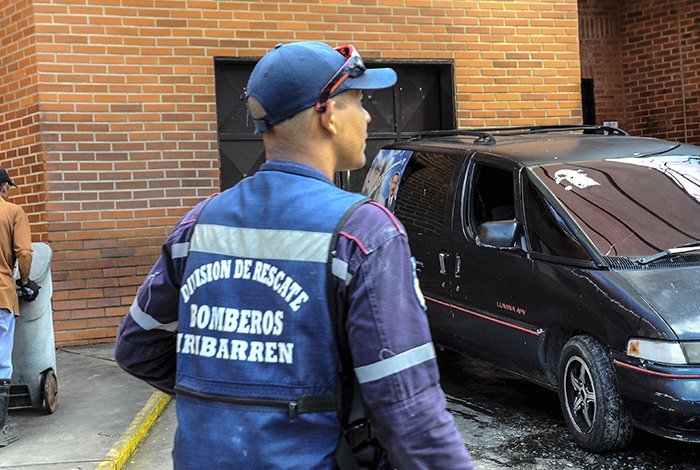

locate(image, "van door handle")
[[414, 259, 424, 273], [455, 253, 461, 278], [439, 251, 449, 275]]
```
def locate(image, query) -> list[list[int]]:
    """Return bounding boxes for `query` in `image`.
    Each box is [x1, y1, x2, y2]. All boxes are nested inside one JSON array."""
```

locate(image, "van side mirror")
[[476, 219, 520, 248]]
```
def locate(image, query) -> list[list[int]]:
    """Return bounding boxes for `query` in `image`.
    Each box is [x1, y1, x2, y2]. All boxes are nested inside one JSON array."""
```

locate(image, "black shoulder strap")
[[326, 196, 369, 337], [326, 197, 370, 470]]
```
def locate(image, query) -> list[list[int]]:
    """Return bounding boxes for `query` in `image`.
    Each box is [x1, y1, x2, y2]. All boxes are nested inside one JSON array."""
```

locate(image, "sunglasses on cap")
[[314, 45, 366, 113]]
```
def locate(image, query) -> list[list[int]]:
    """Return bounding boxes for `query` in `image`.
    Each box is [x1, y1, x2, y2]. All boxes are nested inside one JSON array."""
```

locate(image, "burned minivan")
[[362, 126, 700, 451]]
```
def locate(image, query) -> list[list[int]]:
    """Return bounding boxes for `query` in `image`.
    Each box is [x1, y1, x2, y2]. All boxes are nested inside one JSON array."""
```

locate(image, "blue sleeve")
[[114, 198, 211, 395], [333, 202, 473, 470]]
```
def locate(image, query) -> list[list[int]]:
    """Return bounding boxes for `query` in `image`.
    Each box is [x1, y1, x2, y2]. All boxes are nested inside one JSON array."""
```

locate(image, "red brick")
[[2, 0, 617, 345]]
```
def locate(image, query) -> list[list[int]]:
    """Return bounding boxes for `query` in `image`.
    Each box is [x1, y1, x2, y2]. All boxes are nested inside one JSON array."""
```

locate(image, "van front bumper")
[[613, 355, 700, 442]]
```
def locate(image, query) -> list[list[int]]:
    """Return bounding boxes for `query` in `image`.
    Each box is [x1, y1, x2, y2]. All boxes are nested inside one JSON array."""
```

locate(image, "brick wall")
[[619, 0, 700, 143], [578, 0, 626, 127], [33, 0, 221, 344], [0, 0, 47, 239], [579, 0, 700, 144], [14, 0, 583, 346]]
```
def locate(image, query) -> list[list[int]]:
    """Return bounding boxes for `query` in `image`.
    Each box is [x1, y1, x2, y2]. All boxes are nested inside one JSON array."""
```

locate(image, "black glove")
[[16, 279, 40, 302]]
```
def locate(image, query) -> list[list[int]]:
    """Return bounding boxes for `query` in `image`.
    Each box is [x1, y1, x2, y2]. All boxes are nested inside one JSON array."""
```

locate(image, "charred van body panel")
[[362, 126, 700, 450], [617, 268, 700, 341]]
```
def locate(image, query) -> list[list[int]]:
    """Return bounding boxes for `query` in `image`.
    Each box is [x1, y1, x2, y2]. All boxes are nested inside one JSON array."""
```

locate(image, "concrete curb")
[[96, 391, 172, 470]]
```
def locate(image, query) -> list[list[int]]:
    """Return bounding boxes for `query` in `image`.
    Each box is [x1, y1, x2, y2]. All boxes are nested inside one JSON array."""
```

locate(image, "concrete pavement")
[[3, 341, 698, 469], [0, 341, 520, 469], [122, 401, 176, 470], [1, 343, 169, 470]]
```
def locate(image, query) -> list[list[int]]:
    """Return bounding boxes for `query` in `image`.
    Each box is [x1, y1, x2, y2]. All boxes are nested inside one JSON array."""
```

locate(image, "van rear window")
[[394, 152, 461, 237]]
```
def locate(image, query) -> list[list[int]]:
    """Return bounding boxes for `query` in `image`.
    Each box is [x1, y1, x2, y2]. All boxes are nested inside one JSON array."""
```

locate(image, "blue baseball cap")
[[246, 41, 397, 134]]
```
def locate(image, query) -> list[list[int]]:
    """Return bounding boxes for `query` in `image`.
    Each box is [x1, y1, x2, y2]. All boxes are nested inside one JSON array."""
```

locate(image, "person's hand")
[[16, 279, 40, 302]]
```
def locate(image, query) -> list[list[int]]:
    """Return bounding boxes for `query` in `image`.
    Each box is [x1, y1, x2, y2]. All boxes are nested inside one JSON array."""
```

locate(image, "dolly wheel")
[[42, 369, 58, 414]]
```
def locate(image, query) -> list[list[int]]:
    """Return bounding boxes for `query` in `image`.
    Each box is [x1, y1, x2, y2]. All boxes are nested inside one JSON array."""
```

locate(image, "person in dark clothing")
[[115, 41, 473, 469]]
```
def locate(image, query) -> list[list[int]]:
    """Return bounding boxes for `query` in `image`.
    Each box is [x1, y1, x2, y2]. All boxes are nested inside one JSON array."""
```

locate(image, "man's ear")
[[319, 99, 339, 136]]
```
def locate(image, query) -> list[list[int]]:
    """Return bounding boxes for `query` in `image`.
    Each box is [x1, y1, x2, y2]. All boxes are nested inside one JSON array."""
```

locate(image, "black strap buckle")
[[288, 400, 298, 421], [344, 419, 372, 449]]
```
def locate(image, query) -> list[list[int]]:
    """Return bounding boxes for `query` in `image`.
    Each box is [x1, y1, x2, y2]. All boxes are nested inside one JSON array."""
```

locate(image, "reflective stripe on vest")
[[354, 342, 436, 384], [331, 258, 353, 286], [128, 298, 179, 332], [190, 225, 332, 263], [171, 242, 189, 259]]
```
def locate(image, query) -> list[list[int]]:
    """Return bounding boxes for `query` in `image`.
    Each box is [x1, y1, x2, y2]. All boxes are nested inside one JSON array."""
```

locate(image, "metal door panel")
[[215, 59, 455, 191], [396, 65, 448, 132], [215, 61, 256, 135], [219, 140, 264, 190], [449, 159, 545, 379], [392, 152, 463, 350]]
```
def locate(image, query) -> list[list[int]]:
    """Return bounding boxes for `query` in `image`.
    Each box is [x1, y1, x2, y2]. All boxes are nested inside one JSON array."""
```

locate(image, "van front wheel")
[[558, 335, 634, 451]]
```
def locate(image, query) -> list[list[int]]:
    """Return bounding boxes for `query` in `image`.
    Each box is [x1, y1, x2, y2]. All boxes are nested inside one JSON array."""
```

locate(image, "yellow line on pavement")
[[96, 391, 172, 470]]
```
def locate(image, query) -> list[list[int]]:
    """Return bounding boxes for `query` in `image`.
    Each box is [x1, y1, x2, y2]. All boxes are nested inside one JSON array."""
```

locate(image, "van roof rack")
[[408, 125, 628, 144]]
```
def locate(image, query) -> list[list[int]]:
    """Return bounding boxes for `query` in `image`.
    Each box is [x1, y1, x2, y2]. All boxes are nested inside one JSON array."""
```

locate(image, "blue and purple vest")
[[173, 160, 366, 469]]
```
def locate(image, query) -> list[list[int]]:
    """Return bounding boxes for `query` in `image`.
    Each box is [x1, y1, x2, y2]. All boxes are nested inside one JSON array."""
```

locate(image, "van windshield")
[[530, 155, 700, 258]]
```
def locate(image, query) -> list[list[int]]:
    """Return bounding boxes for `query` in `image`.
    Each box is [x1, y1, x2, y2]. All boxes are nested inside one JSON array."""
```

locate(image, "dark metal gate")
[[215, 58, 455, 192]]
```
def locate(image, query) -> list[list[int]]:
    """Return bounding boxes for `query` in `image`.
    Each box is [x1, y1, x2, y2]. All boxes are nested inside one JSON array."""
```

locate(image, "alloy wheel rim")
[[564, 355, 596, 433]]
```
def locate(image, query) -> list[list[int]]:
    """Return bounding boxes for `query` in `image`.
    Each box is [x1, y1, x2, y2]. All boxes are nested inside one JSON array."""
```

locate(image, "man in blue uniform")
[[115, 41, 473, 469]]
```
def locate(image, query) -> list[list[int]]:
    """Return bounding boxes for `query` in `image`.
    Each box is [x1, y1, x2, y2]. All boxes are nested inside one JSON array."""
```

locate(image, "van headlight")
[[626, 338, 697, 365], [682, 342, 700, 364]]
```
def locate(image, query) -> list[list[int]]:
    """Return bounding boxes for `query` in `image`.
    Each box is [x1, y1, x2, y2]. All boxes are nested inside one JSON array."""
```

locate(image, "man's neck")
[[264, 147, 336, 181]]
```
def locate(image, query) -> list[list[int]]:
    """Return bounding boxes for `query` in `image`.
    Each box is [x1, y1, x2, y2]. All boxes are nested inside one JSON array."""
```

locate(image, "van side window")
[[523, 176, 591, 260], [394, 152, 460, 237], [468, 163, 515, 229]]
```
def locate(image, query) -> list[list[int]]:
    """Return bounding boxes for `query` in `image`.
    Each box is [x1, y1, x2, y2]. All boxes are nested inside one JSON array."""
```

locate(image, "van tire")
[[558, 335, 634, 451]]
